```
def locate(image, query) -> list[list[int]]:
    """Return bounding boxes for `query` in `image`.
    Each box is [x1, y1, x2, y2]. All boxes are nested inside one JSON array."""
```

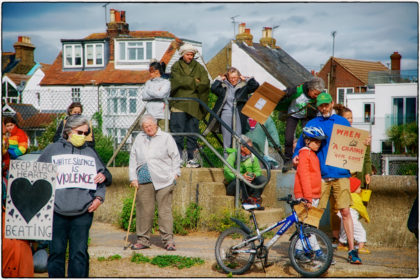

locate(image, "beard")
[[322, 111, 332, 118]]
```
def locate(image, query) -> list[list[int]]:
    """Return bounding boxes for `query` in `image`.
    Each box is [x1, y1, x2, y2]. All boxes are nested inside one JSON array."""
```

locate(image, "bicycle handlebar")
[[278, 195, 308, 206]]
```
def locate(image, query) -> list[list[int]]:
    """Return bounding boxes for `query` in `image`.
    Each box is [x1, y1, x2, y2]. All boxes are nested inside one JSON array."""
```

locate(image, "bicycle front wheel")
[[288, 226, 333, 277], [215, 227, 256, 275]]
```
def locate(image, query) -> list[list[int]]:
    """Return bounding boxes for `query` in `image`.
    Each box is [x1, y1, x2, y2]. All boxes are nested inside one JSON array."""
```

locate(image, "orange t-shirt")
[[294, 147, 322, 203]]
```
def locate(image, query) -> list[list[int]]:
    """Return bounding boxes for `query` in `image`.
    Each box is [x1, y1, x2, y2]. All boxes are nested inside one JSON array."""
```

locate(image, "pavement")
[[88, 221, 418, 277]]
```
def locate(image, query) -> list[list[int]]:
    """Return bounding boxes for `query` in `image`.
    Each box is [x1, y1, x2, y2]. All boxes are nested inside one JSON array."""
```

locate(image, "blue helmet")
[[303, 126, 327, 140]]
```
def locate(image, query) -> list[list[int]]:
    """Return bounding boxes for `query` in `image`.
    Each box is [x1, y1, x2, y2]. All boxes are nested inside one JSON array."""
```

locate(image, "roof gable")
[[236, 42, 313, 88], [332, 57, 388, 84]]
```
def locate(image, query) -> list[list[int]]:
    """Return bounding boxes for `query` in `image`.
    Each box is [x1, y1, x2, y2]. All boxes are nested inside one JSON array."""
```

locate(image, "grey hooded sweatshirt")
[[37, 138, 106, 216]]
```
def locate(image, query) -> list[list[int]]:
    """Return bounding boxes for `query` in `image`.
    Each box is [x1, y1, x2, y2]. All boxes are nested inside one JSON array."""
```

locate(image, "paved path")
[[89, 222, 418, 277]]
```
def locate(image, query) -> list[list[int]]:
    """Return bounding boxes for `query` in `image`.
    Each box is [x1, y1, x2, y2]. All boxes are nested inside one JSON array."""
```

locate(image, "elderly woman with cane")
[[129, 114, 181, 251]]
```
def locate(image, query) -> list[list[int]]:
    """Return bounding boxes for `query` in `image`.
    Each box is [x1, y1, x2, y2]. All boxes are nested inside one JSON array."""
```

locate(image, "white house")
[[39, 9, 206, 145], [347, 82, 418, 153]]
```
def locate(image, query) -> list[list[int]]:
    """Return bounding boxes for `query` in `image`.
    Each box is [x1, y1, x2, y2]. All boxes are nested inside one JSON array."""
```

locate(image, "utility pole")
[[231, 15, 239, 39]]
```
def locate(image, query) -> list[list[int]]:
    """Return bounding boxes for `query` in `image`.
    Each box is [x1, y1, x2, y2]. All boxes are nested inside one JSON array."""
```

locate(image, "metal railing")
[[107, 96, 271, 208]]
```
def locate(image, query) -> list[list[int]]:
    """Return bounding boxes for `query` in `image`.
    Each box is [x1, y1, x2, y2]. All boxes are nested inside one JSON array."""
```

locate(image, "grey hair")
[[240, 134, 252, 144], [307, 76, 325, 92], [140, 114, 157, 130], [63, 115, 89, 139]]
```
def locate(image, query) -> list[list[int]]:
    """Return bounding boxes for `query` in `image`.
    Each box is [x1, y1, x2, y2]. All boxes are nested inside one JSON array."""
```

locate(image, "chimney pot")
[[238, 23, 246, 34], [110, 9, 115, 22]]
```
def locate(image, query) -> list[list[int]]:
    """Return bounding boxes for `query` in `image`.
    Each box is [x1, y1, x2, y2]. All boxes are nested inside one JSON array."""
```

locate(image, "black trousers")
[[226, 175, 267, 201], [169, 112, 199, 160], [284, 116, 309, 160]]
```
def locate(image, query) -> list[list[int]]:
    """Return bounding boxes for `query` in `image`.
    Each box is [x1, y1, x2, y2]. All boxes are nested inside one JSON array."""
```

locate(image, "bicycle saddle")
[[242, 203, 265, 211]]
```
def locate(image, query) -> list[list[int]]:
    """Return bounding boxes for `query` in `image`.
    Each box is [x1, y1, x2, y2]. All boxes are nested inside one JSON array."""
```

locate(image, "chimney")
[[235, 23, 253, 46], [13, 36, 35, 67], [107, 9, 130, 61], [106, 9, 130, 37], [390, 51, 402, 71], [259, 27, 276, 48]]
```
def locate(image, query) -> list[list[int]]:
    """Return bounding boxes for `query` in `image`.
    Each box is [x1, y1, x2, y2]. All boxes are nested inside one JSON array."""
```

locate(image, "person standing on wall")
[[204, 67, 259, 158], [277, 76, 325, 172], [169, 43, 210, 168]]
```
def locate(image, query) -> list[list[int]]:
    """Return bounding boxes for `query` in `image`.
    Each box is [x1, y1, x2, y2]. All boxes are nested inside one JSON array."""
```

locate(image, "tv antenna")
[[231, 15, 240, 38], [102, 3, 109, 26], [331, 30, 337, 57]]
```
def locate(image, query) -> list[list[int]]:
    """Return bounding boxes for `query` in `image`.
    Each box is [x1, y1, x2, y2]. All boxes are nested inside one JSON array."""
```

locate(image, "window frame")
[[116, 40, 154, 62], [363, 102, 375, 124], [63, 44, 83, 68], [85, 43, 105, 67], [392, 96, 417, 125], [336, 87, 354, 105], [72, 88, 81, 103], [106, 88, 138, 115]]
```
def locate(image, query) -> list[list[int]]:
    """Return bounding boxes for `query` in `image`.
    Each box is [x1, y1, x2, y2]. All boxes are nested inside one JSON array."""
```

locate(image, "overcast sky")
[[2, 2, 418, 71]]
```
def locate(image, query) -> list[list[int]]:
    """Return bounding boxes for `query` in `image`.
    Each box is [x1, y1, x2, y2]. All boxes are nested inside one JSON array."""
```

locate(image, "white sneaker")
[[186, 159, 200, 168]]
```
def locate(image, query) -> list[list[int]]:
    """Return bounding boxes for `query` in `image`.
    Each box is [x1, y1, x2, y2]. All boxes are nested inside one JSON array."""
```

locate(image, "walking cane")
[[123, 186, 138, 250]]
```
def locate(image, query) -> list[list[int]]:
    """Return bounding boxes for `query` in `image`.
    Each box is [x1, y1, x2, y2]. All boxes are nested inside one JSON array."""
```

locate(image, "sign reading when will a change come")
[[325, 124, 370, 172]]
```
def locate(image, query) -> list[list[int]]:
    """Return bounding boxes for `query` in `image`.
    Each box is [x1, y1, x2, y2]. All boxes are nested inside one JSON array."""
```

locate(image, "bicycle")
[[215, 194, 333, 277]]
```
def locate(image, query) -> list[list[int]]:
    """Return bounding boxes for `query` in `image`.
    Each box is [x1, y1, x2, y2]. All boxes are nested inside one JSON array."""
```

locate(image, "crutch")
[[123, 186, 138, 250]]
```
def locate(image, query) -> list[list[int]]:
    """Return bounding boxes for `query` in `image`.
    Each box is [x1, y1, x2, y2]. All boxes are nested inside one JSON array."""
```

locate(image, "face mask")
[[69, 134, 86, 147]]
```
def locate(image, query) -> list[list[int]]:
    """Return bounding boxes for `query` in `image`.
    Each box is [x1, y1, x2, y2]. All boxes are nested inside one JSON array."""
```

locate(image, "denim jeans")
[[48, 211, 93, 278]]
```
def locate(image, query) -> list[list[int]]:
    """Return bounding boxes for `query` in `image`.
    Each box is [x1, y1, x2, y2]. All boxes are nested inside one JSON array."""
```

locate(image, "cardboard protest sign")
[[52, 154, 97, 190], [241, 82, 286, 124], [325, 124, 370, 172], [5, 160, 56, 240]]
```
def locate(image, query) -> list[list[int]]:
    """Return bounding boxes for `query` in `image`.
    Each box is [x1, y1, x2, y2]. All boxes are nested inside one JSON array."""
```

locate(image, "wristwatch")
[[95, 196, 104, 203]]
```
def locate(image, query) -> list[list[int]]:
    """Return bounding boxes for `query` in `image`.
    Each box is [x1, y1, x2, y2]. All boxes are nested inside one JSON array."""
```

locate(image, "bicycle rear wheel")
[[288, 226, 333, 277], [215, 227, 256, 275]]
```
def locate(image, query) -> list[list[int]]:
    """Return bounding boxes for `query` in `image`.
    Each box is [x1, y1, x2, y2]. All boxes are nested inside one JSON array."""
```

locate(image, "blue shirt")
[[293, 114, 351, 179]]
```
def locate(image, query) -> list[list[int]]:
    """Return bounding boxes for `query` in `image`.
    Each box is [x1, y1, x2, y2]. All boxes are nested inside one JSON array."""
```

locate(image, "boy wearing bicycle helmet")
[[294, 126, 326, 208], [293, 126, 330, 263]]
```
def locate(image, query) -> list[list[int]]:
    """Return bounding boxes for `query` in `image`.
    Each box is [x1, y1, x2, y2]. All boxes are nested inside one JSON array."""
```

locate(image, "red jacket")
[[294, 147, 322, 203]]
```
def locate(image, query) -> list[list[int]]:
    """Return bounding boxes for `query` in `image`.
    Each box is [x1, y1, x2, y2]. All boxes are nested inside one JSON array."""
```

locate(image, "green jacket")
[[170, 59, 210, 120], [224, 151, 262, 183], [355, 145, 372, 188]]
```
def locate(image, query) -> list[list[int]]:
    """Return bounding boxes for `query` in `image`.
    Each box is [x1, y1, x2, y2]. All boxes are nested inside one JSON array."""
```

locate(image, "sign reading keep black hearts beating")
[[5, 160, 56, 240]]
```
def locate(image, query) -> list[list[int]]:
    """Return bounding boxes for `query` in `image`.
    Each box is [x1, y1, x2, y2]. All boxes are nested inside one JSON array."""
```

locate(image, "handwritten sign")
[[52, 154, 97, 190], [5, 160, 56, 240], [325, 124, 370, 172]]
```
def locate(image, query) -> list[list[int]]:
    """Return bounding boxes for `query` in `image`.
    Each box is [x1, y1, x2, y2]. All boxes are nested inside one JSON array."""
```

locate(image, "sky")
[[2, 1, 418, 71]]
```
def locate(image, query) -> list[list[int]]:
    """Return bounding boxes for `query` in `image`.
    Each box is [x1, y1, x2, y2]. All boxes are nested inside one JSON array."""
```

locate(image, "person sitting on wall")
[[223, 135, 267, 205]]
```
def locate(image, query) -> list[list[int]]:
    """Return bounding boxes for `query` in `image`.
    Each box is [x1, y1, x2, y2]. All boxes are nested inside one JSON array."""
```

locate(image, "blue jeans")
[[48, 211, 93, 278]]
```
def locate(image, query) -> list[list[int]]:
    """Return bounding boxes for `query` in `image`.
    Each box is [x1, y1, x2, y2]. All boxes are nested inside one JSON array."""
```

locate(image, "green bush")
[[131, 254, 204, 269], [119, 195, 201, 235], [387, 122, 418, 154], [206, 208, 251, 233]]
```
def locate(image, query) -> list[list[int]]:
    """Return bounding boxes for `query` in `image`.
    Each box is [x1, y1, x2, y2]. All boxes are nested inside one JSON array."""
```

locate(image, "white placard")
[[52, 154, 97, 190], [254, 98, 267, 110], [5, 160, 56, 240]]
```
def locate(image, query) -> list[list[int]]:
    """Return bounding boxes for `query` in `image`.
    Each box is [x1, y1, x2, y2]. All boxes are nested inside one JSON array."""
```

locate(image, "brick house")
[[317, 56, 388, 105], [38, 9, 206, 144]]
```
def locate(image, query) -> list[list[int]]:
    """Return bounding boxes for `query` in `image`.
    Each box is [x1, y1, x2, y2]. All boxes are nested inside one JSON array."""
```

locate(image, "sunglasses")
[[73, 130, 89, 136]]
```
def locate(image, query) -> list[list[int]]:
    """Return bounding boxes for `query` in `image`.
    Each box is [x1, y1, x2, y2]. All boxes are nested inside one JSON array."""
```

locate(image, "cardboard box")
[[241, 82, 286, 124]]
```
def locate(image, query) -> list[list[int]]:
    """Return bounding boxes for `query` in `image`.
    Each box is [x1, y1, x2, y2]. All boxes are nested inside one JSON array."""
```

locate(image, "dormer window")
[[117, 41, 153, 61], [64, 44, 82, 67], [85, 43, 104, 67]]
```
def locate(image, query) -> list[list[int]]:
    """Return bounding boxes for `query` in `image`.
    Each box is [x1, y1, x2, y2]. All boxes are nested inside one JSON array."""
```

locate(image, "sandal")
[[131, 243, 149, 250], [165, 243, 176, 251]]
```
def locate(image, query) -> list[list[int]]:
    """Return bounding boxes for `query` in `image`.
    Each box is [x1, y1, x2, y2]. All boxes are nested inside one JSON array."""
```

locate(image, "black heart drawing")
[[8, 209, 14, 217], [10, 178, 53, 224]]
